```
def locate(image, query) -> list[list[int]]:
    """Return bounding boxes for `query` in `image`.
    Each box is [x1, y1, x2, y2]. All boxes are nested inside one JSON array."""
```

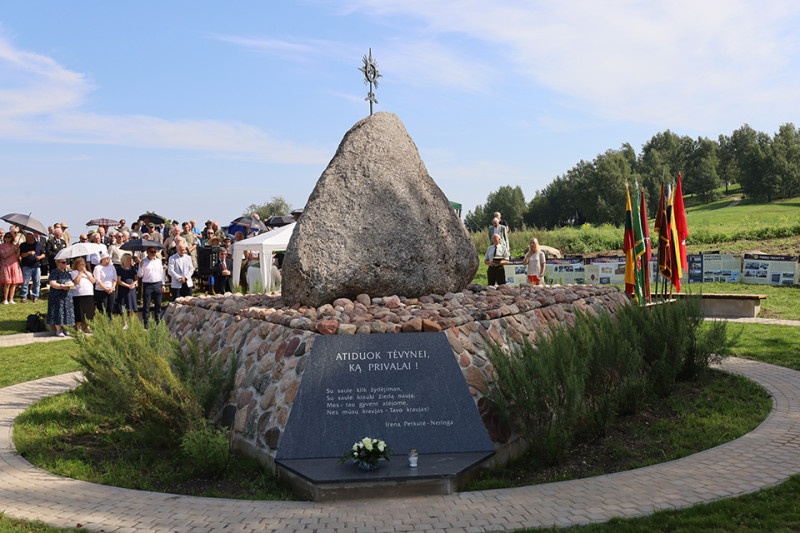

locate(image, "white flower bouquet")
[[339, 436, 391, 470]]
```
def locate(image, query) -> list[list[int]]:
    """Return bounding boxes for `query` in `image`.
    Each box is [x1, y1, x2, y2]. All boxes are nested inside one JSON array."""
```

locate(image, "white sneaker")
[[123, 325, 128, 330], [2, 301, 8, 305], [9, 300, 15, 304]]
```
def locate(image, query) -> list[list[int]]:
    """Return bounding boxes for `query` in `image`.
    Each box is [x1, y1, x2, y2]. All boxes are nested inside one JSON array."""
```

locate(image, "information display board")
[[503, 259, 529, 285], [544, 257, 586, 285], [701, 253, 743, 283], [586, 256, 626, 285], [686, 254, 703, 284], [742, 254, 799, 285]]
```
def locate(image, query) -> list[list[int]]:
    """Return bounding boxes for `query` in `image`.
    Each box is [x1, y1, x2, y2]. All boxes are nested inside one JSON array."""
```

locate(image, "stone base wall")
[[163, 284, 629, 471]]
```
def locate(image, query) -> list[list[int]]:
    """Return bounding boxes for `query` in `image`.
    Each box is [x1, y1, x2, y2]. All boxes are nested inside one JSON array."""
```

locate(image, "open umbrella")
[[138, 213, 166, 225], [86, 218, 120, 227], [231, 216, 267, 232], [1, 213, 47, 236], [266, 215, 294, 227], [55, 243, 107, 260], [120, 238, 165, 252]]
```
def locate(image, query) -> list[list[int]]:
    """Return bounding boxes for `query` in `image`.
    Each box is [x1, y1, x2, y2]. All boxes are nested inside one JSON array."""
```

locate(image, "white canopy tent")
[[231, 222, 296, 293]]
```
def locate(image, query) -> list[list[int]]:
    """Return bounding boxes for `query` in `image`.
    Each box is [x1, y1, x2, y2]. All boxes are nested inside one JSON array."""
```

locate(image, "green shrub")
[[686, 319, 737, 378], [615, 376, 649, 416], [488, 328, 587, 465], [487, 296, 727, 466], [71, 315, 235, 445], [172, 336, 238, 420], [180, 423, 232, 477], [577, 310, 642, 435], [618, 298, 694, 396], [71, 316, 190, 441]]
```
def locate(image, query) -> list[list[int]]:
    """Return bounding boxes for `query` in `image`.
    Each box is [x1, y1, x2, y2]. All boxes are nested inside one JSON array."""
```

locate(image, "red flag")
[[639, 187, 651, 302], [656, 183, 672, 280], [674, 173, 688, 271], [623, 186, 636, 297], [667, 184, 682, 292]]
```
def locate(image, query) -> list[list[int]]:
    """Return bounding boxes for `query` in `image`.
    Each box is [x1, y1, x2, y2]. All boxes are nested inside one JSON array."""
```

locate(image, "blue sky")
[[2, 1, 800, 237]]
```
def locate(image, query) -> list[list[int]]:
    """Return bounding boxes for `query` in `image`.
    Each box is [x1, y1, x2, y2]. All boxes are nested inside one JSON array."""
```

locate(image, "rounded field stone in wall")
[[259, 384, 277, 410], [265, 427, 281, 450]]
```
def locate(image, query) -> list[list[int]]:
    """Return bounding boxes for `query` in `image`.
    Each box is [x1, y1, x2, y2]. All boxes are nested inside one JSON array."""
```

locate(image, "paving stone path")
[[2, 357, 799, 532]]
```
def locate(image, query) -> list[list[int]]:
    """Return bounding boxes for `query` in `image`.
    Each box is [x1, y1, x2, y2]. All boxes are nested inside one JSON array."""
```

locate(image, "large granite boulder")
[[282, 112, 478, 307]]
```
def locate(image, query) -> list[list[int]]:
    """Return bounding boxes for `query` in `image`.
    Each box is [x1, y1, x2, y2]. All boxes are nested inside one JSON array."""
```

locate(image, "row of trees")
[[466, 123, 800, 230]]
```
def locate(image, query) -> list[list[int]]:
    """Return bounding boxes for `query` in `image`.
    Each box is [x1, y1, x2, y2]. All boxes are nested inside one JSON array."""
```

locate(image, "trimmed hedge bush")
[[71, 315, 235, 448], [487, 297, 735, 465]]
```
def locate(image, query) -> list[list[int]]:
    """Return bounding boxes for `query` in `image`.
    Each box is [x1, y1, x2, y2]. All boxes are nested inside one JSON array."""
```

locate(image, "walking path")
[[2, 357, 800, 532], [715, 317, 800, 326], [0, 331, 72, 348]]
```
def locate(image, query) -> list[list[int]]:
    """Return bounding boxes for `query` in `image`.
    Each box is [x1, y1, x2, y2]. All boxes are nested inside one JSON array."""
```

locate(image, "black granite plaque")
[[275, 332, 494, 461]]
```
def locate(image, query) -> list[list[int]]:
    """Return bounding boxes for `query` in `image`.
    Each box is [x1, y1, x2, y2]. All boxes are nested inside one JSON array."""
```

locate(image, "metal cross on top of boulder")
[[359, 48, 382, 116]]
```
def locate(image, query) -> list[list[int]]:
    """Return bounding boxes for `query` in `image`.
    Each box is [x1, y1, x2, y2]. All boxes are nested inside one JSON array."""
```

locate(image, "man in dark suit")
[[212, 247, 234, 294]]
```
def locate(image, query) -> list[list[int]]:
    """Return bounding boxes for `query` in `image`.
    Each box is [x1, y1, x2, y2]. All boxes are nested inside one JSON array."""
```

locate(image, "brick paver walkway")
[[2, 357, 799, 532]]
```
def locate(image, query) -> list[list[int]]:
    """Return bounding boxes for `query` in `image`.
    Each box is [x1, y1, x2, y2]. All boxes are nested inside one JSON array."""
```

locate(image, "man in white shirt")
[[137, 246, 165, 328], [168, 243, 194, 300], [86, 232, 109, 270]]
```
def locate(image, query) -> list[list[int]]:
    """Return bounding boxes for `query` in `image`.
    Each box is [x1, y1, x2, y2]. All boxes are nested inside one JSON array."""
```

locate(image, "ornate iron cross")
[[359, 48, 382, 116]]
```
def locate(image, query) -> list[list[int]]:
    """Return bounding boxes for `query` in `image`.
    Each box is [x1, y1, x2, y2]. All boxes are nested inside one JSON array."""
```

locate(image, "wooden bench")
[[654, 293, 767, 318]]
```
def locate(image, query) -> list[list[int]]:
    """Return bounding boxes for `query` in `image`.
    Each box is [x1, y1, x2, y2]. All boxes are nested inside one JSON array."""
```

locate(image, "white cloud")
[[380, 40, 494, 93], [343, 0, 800, 130], [0, 33, 329, 164], [0, 35, 90, 116], [210, 33, 357, 63], [210, 34, 317, 55]]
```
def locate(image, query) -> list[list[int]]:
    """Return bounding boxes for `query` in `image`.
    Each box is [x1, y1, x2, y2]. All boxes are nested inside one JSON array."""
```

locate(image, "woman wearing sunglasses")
[[47, 258, 75, 336]]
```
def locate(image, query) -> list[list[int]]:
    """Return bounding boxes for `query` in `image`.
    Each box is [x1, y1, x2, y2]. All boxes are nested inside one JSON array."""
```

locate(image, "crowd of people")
[[2, 208, 545, 334], [0, 213, 297, 336]]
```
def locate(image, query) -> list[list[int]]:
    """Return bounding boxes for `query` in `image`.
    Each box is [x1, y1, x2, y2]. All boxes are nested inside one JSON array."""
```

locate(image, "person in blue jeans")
[[19, 232, 45, 303]]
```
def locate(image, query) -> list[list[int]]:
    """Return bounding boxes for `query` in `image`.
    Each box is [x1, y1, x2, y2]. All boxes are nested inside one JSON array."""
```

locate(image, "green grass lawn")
[[685, 282, 800, 321], [13, 389, 295, 501], [0, 515, 86, 533], [0, 299, 48, 335], [0, 341, 81, 388], [730, 323, 800, 370], [685, 195, 800, 228], [466, 368, 770, 491], [520, 475, 800, 532]]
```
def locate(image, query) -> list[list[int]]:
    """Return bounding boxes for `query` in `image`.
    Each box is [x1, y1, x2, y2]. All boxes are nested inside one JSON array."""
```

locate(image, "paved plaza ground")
[[1, 331, 800, 531]]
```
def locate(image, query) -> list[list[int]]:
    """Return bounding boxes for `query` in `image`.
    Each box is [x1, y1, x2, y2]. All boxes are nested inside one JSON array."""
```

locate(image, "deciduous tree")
[[243, 196, 291, 220]]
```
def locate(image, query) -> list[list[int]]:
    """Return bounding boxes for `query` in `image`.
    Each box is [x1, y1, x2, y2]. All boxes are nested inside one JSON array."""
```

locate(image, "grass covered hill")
[[471, 187, 800, 257]]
